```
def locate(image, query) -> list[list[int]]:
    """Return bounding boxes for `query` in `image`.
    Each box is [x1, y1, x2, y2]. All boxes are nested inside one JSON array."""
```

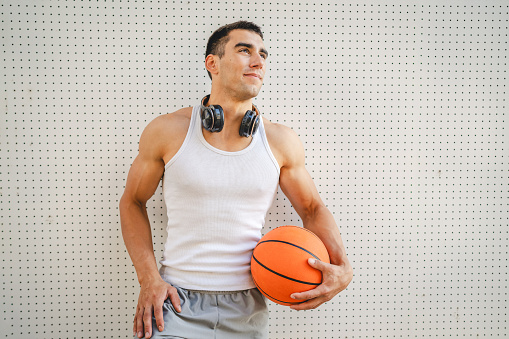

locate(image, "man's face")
[[212, 29, 268, 100]]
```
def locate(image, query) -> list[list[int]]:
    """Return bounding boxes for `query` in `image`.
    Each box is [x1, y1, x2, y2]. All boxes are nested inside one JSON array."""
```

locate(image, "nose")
[[250, 53, 265, 69]]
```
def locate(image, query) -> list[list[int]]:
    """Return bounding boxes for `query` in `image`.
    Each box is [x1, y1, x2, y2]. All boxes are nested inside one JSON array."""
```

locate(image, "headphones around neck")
[[200, 95, 261, 138]]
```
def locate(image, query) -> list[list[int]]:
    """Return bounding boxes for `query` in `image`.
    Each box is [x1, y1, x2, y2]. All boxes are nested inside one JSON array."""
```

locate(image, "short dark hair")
[[205, 21, 264, 79]]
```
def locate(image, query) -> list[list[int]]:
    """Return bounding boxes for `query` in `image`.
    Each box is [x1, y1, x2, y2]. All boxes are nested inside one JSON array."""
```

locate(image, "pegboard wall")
[[1, 0, 507, 338]]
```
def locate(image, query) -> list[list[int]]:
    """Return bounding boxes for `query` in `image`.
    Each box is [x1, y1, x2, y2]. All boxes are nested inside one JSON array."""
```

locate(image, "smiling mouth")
[[244, 74, 261, 80]]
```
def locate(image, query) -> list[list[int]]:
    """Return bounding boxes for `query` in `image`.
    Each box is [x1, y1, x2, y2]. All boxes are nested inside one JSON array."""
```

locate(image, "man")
[[119, 21, 352, 339]]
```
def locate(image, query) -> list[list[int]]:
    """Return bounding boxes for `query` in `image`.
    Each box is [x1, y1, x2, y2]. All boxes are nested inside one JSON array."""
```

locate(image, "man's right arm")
[[119, 112, 188, 338]]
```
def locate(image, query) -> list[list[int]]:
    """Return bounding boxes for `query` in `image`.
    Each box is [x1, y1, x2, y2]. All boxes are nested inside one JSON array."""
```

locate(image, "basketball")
[[251, 225, 330, 306]]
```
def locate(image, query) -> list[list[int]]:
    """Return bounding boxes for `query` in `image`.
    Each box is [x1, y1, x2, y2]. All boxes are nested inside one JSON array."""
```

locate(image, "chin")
[[249, 84, 263, 97], [234, 86, 262, 101]]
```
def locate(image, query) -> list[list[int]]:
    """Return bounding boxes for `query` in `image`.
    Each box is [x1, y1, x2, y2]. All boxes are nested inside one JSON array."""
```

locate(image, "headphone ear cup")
[[201, 107, 214, 130], [251, 115, 260, 136], [201, 105, 224, 132], [239, 110, 260, 137], [209, 105, 224, 132]]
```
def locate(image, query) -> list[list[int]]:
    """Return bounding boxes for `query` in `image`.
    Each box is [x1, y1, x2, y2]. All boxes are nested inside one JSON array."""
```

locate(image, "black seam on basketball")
[[252, 273, 302, 305], [252, 254, 320, 286], [277, 226, 322, 242], [257, 239, 321, 260]]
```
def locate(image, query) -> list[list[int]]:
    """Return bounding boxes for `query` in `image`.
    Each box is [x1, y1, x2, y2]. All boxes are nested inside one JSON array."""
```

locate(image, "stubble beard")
[[217, 72, 263, 102], [233, 81, 263, 101]]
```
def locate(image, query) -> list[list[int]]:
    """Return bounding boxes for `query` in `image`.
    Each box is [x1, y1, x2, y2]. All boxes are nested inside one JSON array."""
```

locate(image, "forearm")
[[302, 204, 351, 268], [290, 203, 353, 309], [120, 197, 161, 284]]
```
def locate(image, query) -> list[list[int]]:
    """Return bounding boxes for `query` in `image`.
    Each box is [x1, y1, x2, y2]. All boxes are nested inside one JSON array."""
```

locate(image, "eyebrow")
[[234, 42, 269, 58]]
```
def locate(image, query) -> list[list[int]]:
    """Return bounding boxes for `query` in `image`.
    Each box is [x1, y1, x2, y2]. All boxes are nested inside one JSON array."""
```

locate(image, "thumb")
[[308, 258, 328, 272], [167, 286, 182, 313], [308, 258, 324, 270]]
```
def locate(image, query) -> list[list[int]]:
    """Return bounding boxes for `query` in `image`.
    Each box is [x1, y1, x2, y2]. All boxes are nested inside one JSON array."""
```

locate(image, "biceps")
[[279, 165, 323, 218], [123, 155, 165, 204]]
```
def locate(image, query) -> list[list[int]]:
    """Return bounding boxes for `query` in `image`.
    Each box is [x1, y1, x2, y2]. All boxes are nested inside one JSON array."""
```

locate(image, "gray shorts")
[[150, 285, 268, 339]]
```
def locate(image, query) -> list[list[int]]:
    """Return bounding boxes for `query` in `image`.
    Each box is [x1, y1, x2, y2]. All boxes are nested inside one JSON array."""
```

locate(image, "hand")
[[289, 258, 353, 311], [134, 277, 181, 338]]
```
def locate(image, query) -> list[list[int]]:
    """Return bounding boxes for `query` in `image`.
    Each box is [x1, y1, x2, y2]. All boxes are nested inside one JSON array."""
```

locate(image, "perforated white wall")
[[1, 1, 507, 338]]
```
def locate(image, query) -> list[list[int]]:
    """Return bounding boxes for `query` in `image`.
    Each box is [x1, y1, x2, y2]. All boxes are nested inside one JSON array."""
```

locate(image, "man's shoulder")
[[263, 117, 300, 147], [142, 107, 193, 138], [138, 107, 193, 161], [149, 107, 192, 129], [262, 117, 303, 167]]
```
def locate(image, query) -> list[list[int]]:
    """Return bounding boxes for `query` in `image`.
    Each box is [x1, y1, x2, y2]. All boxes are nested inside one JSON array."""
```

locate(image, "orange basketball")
[[250, 225, 330, 306]]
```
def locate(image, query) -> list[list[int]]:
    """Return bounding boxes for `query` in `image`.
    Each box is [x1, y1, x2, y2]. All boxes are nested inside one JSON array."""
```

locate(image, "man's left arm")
[[277, 126, 353, 311]]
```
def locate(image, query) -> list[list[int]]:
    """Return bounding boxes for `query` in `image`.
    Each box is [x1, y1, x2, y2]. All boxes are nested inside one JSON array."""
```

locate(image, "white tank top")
[[159, 104, 280, 291]]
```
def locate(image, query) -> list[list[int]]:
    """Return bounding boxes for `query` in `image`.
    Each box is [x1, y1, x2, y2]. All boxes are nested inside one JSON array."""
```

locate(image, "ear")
[[205, 54, 219, 77]]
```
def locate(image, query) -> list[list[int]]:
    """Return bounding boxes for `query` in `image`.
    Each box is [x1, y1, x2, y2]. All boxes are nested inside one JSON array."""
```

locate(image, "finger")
[[290, 258, 333, 301], [143, 305, 153, 338], [290, 284, 327, 301], [290, 296, 326, 311], [153, 299, 164, 333], [307, 258, 327, 271], [168, 287, 182, 313], [135, 307, 145, 338]]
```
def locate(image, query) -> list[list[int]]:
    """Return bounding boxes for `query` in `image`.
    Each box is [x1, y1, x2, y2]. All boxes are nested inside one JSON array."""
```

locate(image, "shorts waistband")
[[185, 288, 248, 295]]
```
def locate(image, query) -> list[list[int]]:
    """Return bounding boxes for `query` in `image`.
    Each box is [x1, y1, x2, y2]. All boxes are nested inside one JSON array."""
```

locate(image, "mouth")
[[244, 73, 262, 80]]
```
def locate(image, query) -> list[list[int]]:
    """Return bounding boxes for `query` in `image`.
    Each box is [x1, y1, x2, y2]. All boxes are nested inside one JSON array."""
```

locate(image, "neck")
[[207, 90, 254, 118]]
